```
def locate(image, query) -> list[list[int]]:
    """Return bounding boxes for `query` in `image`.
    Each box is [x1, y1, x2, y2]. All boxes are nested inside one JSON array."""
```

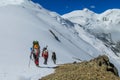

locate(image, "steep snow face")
[[0, 2, 105, 80], [62, 8, 120, 42], [0, 0, 25, 6]]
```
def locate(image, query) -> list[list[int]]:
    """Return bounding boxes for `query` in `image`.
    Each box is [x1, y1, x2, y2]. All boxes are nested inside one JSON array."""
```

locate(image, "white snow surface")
[[0, 1, 120, 80], [0, 0, 26, 7]]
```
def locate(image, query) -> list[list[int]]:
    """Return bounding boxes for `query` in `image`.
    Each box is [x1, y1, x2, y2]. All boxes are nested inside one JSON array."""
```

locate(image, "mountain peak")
[[62, 8, 96, 19], [83, 8, 91, 12], [0, 0, 27, 6]]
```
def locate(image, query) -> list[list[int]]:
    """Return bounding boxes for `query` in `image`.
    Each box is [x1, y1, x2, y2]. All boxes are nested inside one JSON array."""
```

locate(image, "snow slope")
[[62, 8, 120, 42], [0, 0, 120, 80], [0, 0, 25, 6]]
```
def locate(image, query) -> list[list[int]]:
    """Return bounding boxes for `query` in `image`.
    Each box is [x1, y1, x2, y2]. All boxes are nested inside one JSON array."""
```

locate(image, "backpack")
[[33, 41, 39, 45], [32, 41, 40, 56], [42, 50, 48, 58], [33, 41, 40, 49], [52, 52, 56, 60]]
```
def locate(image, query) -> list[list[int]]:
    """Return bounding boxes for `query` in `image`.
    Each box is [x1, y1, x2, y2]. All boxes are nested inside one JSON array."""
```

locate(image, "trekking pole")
[[28, 58, 31, 68], [29, 48, 33, 68]]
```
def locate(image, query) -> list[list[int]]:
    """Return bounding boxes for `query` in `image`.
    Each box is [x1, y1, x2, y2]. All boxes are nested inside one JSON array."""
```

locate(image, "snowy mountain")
[[0, 0, 120, 80], [62, 8, 120, 42]]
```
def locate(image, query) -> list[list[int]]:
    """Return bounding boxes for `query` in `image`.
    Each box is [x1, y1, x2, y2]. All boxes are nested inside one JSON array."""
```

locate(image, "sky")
[[32, 0, 120, 15]]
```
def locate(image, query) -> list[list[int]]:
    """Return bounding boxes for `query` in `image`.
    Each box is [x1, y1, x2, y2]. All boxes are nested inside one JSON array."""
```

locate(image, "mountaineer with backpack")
[[42, 46, 49, 65], [30, 41, 40, 67], [52, 52, 57, 64]]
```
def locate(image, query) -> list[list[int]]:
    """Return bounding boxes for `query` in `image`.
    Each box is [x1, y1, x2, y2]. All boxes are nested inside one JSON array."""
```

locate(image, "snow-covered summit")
[[62, 8, 120, 42], [0, 0, 27, 7], [62, 8, 96, 19], [62, 8, 120, 26], [62, 8, 98, 26]]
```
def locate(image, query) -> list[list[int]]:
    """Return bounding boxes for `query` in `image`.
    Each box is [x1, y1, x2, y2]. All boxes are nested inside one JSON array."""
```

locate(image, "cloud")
[[90, 5, 95, 8]]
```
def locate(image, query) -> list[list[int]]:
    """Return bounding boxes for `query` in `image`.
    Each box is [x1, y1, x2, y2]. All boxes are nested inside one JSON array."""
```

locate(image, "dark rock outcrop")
[[41, 55, 120, 80]]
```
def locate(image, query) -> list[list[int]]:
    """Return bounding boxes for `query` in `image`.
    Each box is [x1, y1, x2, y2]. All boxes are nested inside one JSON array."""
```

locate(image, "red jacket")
[[42, 50, 48, 58]]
